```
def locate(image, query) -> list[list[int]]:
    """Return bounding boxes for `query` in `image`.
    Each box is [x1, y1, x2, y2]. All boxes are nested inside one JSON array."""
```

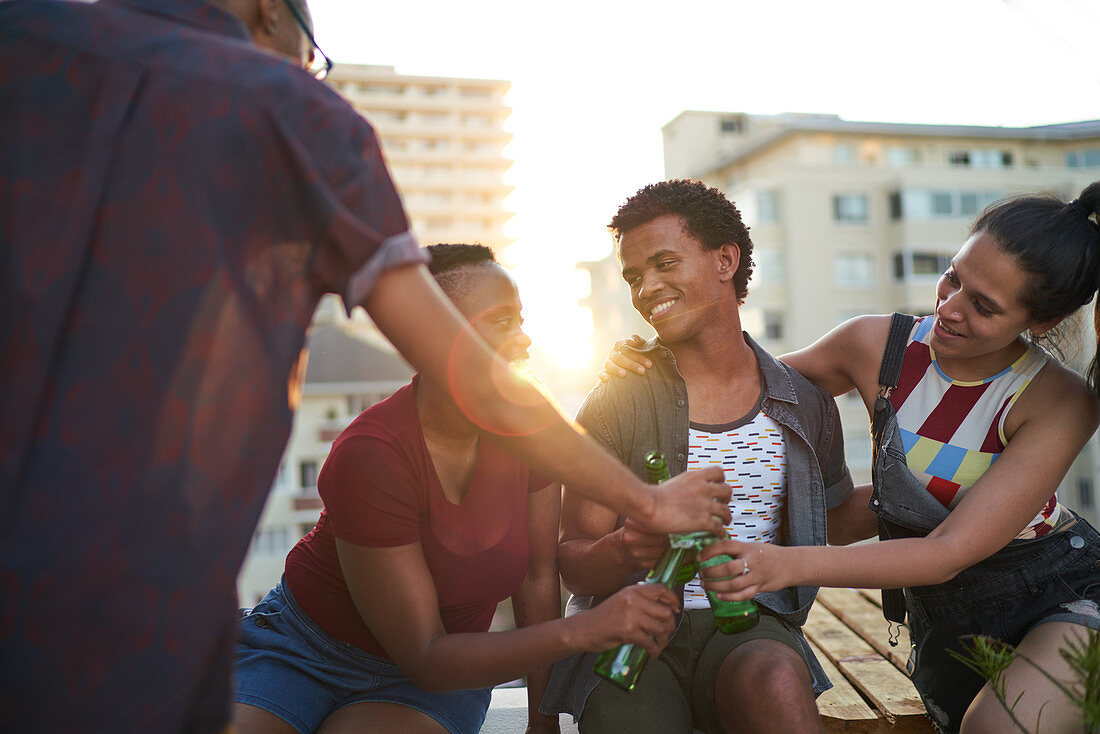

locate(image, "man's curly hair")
[[609, 179, 754, 303]]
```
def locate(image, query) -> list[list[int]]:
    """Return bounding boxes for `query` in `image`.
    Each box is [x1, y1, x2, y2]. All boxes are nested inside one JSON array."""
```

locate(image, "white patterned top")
[[682, 409, 787, 609]]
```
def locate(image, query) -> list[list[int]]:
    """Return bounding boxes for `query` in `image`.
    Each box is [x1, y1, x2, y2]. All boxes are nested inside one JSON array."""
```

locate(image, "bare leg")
[[962, 622, 1092, 734], [317, 701, 449, 734], [714, 639, 824, 734], [232, 702, 301, 734]]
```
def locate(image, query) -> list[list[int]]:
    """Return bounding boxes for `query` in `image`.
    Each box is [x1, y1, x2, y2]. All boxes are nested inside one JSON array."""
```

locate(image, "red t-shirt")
[[285, 379, 550, 658]]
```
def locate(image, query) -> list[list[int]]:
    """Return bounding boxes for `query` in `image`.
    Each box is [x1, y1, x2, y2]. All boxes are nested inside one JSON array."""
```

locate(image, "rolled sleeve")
[[345, 232, 427, 307]]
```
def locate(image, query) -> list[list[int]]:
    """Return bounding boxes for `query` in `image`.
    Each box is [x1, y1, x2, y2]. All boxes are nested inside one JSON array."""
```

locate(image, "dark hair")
[[972, 181, 1100, 396], [426, 243, 498, 300], [609, 179, 755, 303]]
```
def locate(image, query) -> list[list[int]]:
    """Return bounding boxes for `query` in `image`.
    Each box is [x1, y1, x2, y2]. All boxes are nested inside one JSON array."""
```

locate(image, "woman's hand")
[[598, 335, 651, 382], [698, 540, 794, 601], [567, 582, 679, 658]]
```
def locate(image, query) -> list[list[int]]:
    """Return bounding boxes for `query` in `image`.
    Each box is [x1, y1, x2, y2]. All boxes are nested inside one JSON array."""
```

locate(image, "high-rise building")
[[581, 111, 1100, 523], [327, 64, 514, 251]]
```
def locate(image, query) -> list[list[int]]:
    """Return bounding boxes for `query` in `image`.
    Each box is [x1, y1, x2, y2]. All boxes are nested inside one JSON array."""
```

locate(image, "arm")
[[779, 314, 891, 399], [336, 539, 680, 693], [704, 365, 1100, 596], [558, 487, 670, 598], [599, 316, 891, 402], [365, 265, 730, 534], [512, 484, 563, 734], [826, 484, 878, 545]]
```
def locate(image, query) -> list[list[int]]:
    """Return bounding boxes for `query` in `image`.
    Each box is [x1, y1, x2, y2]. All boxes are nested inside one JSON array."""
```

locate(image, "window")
[[834, 145, 856, 164], [757, 190, 780, 223], [948, 151, 970, 167], [719, 116, 743, 133], [894, 189, 1002, 220], [299, 460, 318, 489], [1080, 478, 1095, 510], [949, 149, 1012, 168], [763, 311, 785, 341], [886, 146, 920, 166], [959, 192, 980, 217], [835, 252, 875, 288], [754, 249, 786, 285], [972, 149, 1012, 168], [461, 114, 491, 127], [833, 194, 868, 223], [252, 525, 290, 555], [894, 251, 952, 281], [930, 191, 953, 216], [459, 86, 492, 98], [1066, 149, 1100, 168]]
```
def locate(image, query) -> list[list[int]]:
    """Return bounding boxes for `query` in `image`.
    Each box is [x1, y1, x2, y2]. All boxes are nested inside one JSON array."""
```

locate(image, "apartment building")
[[327, 64, 514, 251], [581, 111, 1100, 523]]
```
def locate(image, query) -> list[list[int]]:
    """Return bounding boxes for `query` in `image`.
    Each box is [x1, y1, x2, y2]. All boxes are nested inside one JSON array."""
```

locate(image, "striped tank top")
[[890, 316, 1062, 539]]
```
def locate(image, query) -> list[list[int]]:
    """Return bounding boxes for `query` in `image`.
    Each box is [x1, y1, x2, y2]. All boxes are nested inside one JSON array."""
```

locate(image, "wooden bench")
[[808, 588, 932, 732], [482, 588, 934, 733]]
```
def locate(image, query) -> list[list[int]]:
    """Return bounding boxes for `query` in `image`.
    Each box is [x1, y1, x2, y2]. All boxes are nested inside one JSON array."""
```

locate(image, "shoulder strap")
[[875, 313, 915, 636], [878, 313, 916, 391]]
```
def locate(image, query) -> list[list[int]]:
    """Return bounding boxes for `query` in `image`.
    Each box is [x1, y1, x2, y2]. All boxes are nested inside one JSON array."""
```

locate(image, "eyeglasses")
[[282, 0, 333, 80]]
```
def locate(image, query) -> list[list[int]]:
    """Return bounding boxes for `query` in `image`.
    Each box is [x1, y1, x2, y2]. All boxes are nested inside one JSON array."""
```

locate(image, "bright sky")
[[311, 0, 1100, 377]]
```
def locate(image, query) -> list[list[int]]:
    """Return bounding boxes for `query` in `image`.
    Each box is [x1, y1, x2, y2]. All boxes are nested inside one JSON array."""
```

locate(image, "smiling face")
[[618, 214, 738, 345], [930, 231, 1048, 374], [451, 263, 531, 364]]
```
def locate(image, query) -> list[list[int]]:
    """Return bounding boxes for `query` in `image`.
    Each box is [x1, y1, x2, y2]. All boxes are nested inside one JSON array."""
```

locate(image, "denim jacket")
[[540, 333, 853, 718]]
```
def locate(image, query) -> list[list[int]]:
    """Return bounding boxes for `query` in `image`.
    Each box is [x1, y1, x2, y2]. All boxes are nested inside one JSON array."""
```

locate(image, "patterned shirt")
[[892, 317, 1061, 538], [0, 0, 420, 731], [683, 411, 787, 609]]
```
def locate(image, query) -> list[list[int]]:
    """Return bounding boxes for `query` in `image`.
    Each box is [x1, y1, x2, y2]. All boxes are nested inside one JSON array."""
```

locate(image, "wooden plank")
[[808, 638, 886, 732], [817, 588, 912, 673], [805, 603, 928, 727]]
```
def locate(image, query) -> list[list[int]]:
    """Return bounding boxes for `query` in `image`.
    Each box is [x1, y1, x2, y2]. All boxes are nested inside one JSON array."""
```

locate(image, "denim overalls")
[[870, 314, 1100, 733]]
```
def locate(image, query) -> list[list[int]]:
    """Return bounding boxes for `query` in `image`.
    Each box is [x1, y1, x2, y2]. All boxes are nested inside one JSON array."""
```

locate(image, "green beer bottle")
[[644, 454, 761, 634], [643, 452, 700, 585], [591, 533, 696, 692], [651, 450, 758, 634], [593, 451, 699, 692], [698, 542, 759, 634]]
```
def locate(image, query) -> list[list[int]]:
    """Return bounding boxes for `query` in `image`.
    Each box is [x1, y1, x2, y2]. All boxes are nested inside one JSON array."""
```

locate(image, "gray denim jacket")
[[540, 333, 854, 719]]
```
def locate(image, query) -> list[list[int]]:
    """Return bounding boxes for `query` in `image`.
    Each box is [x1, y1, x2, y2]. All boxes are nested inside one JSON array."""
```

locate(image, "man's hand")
[[634, 466, 731, 535], [617, 518, 670, 572], [566, 583, 679, 658]]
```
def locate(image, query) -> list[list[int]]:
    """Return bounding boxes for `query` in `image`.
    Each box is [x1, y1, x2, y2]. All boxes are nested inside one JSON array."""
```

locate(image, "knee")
[[717, 641, 812, 700]]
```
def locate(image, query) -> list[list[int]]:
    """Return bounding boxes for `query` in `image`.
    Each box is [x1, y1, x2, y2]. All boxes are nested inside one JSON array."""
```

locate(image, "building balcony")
[[292, 489, 324, 513]]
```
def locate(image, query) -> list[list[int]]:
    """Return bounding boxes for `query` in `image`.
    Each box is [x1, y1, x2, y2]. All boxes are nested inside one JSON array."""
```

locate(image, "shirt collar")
[[639, 332, 799, 405], [109, 0, 250, 41]]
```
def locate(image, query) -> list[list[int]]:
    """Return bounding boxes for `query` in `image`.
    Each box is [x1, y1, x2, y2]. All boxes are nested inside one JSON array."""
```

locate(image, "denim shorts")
[[903, 514, 1100, 733], [234, 579, 491, 734]]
